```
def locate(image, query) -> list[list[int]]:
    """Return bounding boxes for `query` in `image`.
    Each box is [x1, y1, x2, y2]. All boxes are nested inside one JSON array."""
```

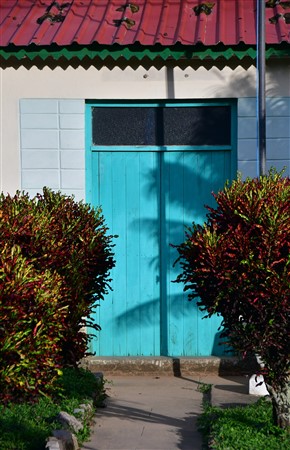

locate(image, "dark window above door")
[[92, 105, 231, 147]]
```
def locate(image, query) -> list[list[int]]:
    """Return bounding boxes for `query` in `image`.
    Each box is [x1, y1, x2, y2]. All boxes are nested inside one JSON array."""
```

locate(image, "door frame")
[[85, 99, 237, 356]]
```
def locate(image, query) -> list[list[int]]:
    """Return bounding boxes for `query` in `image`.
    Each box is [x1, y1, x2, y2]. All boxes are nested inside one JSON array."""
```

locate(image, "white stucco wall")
[[1, 60, 290, 196]]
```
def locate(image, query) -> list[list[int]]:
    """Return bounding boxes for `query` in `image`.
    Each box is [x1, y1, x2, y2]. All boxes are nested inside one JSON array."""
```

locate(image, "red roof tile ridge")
[[0, 0, 289, 48]]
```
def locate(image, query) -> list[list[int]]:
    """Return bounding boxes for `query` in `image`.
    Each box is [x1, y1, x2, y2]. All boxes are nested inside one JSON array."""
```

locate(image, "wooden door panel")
[[92, 151, 160, 356], [164, 150, 231, 356]]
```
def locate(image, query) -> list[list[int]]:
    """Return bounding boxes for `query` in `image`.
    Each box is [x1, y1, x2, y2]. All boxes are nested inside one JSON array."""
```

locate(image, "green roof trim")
[[1, 42, 290, 62]]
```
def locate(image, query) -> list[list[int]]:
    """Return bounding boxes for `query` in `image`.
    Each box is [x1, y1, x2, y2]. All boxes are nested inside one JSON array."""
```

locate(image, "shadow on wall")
[[204, 61, 283, 98], [206, 68, 256, 98]]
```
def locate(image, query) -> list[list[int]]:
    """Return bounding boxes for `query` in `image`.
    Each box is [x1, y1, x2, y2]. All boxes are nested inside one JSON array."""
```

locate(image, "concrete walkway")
[[81, 374, 257, 450]]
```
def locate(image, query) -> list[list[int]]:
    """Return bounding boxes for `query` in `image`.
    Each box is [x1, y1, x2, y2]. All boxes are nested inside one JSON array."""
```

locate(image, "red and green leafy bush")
[[175, 171, 290, 429], [0, 188, 115, 401], [0, 245, 66, 402]]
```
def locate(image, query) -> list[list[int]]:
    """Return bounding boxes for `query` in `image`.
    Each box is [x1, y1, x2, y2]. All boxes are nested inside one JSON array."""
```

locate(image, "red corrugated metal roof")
[[1, 0, 290, 48]]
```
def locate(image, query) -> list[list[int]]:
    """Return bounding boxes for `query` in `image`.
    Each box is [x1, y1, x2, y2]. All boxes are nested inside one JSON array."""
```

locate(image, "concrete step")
[[81, 355, 258, 376]]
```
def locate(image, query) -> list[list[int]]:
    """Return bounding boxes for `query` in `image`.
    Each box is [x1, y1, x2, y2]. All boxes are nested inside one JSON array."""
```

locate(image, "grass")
[[198, 397, 290, 450], [0, 367, 106, 450], [196, 382, 213, 394]]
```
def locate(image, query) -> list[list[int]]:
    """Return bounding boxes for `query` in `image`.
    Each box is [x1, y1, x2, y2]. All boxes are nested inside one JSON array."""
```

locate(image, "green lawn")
[[0, 368, 105, 450], [198, 397, 290, 450]]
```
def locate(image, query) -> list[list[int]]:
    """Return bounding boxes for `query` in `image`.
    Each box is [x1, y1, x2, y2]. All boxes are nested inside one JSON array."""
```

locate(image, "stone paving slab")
[[81, 374, 257, 450]]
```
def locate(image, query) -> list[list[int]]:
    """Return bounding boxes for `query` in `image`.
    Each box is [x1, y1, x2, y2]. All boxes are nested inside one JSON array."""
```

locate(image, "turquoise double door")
[[87, 101, 236, 357]]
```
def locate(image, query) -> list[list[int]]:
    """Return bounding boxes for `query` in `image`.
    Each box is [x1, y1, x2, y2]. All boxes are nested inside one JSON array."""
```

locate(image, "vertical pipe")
[[257, 0, 266, 176]]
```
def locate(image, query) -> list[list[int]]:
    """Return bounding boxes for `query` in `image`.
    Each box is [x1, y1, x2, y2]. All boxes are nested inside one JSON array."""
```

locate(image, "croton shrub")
[[175, 171, 290, 428], [0, 245, 66, 402], [0, 188, 115, 401]]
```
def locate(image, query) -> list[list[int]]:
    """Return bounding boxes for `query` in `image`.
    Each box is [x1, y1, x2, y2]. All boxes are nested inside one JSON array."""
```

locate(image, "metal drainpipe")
[[257, 0, 266, 177]]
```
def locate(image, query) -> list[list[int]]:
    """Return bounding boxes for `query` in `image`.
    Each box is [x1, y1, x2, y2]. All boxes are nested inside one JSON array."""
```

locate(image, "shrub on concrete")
[[0, 188, 115, 400], [175, 171, 290, 429], [0, 245, 66, 402]]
